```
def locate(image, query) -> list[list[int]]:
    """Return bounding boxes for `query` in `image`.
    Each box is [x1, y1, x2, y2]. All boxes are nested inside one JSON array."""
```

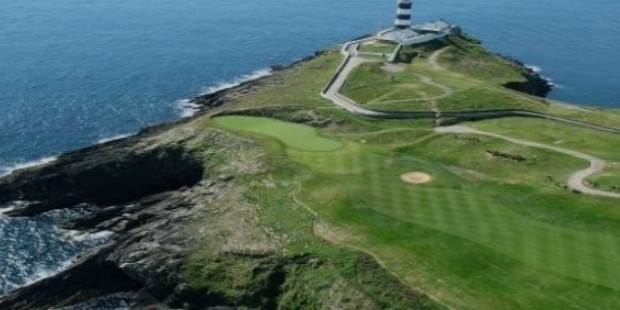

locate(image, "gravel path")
[[428, 47, 449, 71], [321, 39, 619, 199], [436, 125, 620, 199]]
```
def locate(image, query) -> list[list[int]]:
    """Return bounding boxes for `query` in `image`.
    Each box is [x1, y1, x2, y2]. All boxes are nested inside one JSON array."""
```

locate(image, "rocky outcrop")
[[0, 125, 266, 309], [0, 244, 140, 309], [0, 46, 444, 310], [190, 50, 326, 111], [485, 56, 553, 97], [0, 125, 204, 218], [500, 55, 553, 97]]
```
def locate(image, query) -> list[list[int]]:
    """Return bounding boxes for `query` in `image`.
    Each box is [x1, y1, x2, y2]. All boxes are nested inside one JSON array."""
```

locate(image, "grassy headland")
[[180, 32, 620, 309]]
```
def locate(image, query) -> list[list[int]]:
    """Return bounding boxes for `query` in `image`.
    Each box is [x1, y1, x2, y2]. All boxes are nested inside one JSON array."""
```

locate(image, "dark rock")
[[0, 245, 140, 309], [0, 145, 203, 217], [498, 54, 553, 97]]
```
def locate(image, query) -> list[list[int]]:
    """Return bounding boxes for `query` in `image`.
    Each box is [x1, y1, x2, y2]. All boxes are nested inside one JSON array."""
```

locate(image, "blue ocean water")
[[1, 0, 619, 171], [0, 204, 112, 295], [0, 0, 619, 297]]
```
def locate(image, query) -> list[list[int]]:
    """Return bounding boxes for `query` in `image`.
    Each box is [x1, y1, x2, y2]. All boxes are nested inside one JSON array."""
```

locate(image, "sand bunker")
[[400, 172, 432, 184]]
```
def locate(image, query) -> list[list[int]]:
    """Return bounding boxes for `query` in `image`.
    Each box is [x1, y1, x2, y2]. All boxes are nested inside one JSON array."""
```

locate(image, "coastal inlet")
[[0, 203, 112, 295]]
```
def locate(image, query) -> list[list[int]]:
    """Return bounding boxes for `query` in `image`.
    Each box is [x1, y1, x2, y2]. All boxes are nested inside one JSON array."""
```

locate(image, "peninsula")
[[1, 2, 619, 309]]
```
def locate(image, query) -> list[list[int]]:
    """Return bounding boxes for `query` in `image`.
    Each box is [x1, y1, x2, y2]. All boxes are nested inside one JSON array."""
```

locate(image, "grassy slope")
[[184, 34, 620, 309], [342, 36, 550, 112], [341, 34, 620, 129], [341, 62, 445, 109], [209, 50, 342, 113], [211, 115, 620, 309], [182, 115, 443, 309]]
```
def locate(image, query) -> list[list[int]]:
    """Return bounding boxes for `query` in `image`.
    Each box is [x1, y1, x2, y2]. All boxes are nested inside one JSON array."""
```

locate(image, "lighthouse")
[[394, 0, 413, 30]]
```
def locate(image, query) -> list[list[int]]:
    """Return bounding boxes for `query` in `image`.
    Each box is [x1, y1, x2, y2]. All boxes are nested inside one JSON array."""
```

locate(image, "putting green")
[[211, 116, 343, 152], [213, 116, 620, 308]]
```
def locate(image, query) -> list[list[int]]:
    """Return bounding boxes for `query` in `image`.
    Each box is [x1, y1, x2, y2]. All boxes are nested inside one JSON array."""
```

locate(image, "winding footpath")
[[436, 125, 620, 199], [320, 39, 620, 199], [428, 46, 448, 70]]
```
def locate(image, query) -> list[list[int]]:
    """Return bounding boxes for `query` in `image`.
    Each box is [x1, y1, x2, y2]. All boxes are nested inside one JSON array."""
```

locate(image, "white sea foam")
[[525, 64, 543, 73], [176, 68, 273, 118], [524, 64, 559, 88], [12, 229, 113, 291], [65, 230, 114, 242], [176, 99, 202, 118], [0, 206, 15, 215], [97, 133, 132, 144], [0, 222, 114, 294], [0, 156, 58, 177], [200, 68, 273, 95], [19, 259, 74, 290]]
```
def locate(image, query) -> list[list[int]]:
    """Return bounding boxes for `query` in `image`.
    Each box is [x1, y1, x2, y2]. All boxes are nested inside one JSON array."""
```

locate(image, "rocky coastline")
[[0, 74, 275, 309], [0, 37, 558, 309]]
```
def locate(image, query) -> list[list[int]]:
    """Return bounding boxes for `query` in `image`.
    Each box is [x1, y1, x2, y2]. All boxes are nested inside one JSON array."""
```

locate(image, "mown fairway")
[[213, 115, 620, 309]]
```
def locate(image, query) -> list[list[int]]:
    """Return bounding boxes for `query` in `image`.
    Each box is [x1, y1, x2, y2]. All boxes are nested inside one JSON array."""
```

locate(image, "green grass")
[[341, 62, 445, 106], [341, 49, 549, 112], [440, 36, 526, 85], [437, 86, 547, 111], [212, 115, 620, 309], [358, 41, 397, 54], [197, 33, 620, 309], [470, 117, 620, 162], [589, 165, 620, 191], [546, 102, 620, 129], [211, 116, 343, 152], [208, 50, 342, 113]]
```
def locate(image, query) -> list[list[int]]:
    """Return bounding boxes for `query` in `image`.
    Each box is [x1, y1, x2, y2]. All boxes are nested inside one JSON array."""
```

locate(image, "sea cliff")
[[0, 33, 607, 309]]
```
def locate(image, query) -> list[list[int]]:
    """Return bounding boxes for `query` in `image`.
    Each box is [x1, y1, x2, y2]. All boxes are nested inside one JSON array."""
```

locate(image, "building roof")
[[378, 20, 454, 44], [412, 20, 452, 33]]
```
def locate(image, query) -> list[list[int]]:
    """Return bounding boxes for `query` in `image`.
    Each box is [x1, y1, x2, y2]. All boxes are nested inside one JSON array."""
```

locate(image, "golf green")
[[211, 116, 344, 152]]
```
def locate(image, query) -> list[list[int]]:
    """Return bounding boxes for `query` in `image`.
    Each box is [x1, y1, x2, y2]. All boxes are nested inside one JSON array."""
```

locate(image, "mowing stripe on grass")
[[215, 116, 620, 305]]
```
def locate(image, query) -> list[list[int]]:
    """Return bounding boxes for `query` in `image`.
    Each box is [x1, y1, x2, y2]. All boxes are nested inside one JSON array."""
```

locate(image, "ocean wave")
[[200, 68, 273, 95], [0, 206, 16, 215], [0, 206, 114, 295], [524, 64, 561, 88], [17, 259, 75, 292], [64, 229, 114, 242], [525, 64, 543, 73], [97, 133, 132, 144], [0, 156, 58, 177], [176, 99, 202, 118], [176, 68, 273, 118]]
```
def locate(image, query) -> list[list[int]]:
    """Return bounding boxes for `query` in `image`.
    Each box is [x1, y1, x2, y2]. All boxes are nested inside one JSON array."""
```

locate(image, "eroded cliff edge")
[[0, 66, 440, 310], [0, 34, 556, 309]]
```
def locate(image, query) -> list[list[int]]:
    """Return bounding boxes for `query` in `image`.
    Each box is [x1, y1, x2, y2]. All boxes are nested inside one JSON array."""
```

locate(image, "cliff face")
[[0, 142, 203, 217], [499, 55, 553, 97], [0, 122, 273, 309], [1, 142, 200, 304], [0, 35, 559, 308], [0, 113, 427, 309]]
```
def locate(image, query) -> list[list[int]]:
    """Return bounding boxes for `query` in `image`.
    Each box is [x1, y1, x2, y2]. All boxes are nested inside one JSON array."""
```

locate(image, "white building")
[[379, 0, 459, 46]]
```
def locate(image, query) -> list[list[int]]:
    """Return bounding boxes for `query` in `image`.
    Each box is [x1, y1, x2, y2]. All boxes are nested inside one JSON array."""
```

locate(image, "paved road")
[[436, 125, 620, 199], [321, 42, 391, 117], [322, 40, 620, 134], [321, 38, 620, 199]]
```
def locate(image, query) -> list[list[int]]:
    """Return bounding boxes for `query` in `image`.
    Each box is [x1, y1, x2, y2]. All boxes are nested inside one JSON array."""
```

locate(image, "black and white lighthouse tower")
[[394, 0, 413, 30]]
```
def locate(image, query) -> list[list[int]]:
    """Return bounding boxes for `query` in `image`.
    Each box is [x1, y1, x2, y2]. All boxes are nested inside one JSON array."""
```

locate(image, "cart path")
[[436, 125, 620, 199]]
